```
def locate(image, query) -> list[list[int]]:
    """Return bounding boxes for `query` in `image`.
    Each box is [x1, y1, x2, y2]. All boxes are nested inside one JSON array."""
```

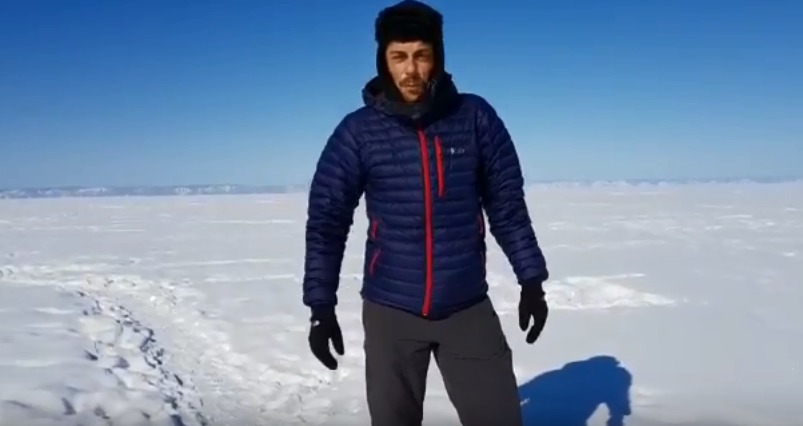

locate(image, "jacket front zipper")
[[416, 128, 434, 317]]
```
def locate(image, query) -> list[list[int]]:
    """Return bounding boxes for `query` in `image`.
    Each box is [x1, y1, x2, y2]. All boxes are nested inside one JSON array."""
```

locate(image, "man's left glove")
[[518, 280, 548, 344], [308, 306, 344, 370]]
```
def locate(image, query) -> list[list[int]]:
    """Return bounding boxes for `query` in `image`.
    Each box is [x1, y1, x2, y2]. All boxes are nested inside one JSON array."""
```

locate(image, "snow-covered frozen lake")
[[1, 182, 801, 426]]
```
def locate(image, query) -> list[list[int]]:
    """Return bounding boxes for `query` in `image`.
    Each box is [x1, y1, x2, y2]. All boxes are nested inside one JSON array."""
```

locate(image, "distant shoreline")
[[1, 178, 801, 200]]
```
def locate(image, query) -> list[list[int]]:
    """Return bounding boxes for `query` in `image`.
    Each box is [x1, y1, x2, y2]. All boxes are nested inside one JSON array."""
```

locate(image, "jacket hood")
[[361, 72, 459, 126]]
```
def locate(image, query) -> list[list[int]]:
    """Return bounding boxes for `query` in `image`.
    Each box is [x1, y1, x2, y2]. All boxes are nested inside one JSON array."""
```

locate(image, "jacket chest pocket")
[[434, 135, 479, 198]]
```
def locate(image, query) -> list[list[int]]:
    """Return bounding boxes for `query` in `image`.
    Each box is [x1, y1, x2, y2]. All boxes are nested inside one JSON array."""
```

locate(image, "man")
[[302, 1, 549, 425]]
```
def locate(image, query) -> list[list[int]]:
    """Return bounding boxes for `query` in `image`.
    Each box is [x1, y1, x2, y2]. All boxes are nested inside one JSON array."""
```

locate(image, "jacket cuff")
[[520, 278, 545, 296], [310, 305, 336, 322], [520, 270, 548, 286]]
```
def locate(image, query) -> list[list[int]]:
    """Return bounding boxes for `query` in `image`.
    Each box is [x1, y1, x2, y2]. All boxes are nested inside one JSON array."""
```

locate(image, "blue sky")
[[1, 0, 801, 188]]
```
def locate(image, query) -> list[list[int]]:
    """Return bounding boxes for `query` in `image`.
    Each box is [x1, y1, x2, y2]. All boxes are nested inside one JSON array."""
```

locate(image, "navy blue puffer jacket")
[[303, 74, 548, 319]]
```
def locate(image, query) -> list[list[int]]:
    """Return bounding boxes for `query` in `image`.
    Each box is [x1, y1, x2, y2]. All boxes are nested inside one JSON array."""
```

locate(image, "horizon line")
[[2, 175, 802, 192]]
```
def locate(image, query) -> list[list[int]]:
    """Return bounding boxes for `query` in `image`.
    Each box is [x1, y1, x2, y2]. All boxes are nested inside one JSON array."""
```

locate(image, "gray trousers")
[[362, 298, 522, 426]]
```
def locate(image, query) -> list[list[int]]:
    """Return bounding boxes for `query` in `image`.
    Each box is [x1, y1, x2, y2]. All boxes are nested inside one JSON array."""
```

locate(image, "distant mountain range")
[[0, 178, 799, 199], [0, 184, 308, 199]]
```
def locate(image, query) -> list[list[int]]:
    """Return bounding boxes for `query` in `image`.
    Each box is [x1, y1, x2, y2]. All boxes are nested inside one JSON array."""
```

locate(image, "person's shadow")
[[519, 355, 633, 426]]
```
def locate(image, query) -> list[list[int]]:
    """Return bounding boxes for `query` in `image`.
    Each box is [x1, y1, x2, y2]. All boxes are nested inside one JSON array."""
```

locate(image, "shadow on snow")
[[519, 355, 633, 426]]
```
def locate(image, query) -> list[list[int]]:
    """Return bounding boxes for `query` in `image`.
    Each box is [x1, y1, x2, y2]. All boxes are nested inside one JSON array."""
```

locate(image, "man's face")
[[384, 41, 435, 103]]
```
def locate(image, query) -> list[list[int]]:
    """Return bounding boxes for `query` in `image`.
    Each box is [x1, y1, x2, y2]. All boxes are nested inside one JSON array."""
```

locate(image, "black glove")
[[518, 280, 548, 344], [308, 306, 344, 370]]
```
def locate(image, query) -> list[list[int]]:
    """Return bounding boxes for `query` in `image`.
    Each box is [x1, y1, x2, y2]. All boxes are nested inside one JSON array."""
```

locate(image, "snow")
[[0, 181, 801, 425]]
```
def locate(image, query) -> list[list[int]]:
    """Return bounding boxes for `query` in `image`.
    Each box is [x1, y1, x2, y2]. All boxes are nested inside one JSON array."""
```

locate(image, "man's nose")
[[403, 59, 417, 75]]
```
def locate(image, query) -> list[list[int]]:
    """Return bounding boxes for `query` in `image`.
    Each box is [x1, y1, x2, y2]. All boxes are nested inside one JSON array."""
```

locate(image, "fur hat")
[[374, 1, 445, 81]]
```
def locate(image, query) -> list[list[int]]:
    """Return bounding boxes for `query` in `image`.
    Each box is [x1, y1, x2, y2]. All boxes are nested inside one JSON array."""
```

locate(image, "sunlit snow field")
[[1, 182, 801, 426]]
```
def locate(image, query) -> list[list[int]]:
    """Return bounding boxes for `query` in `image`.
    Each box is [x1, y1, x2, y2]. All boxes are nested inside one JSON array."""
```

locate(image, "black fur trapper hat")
[[374, 1, 445, 83]]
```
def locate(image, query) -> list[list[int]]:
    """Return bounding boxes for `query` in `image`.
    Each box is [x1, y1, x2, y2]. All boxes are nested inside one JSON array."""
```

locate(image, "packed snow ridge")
[[0, 266, 209, 426]]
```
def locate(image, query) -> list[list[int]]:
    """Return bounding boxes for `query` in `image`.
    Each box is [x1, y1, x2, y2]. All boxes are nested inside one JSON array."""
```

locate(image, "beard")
[[400, 75, 425, 90], [398, 78, 425, 102]]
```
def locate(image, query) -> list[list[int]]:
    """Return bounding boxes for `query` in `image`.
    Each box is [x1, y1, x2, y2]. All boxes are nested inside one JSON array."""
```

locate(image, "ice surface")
[[1, 181, 802, 425]]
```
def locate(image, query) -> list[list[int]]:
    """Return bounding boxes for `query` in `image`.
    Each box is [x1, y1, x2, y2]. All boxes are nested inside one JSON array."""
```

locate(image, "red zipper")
[[417, 128, 434, 317], [369, 248, 382, 275], [478, 212, 485, 273], [368, 218, 380, 275], [370, 218, 378, 240], [434, 136, 444, 197]]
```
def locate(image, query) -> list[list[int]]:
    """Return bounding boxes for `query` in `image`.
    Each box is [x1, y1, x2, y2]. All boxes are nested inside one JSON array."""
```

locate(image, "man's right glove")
[[308, 306, 344, 370], [518, 280, 549, 344]]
